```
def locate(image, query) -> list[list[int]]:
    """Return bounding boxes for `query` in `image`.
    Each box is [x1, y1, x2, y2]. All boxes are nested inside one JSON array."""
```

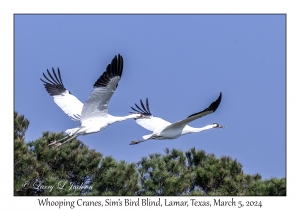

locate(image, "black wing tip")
[[40, 67, 61, 82], [110, 54, 123, 77], [211, 92, 222, 112], [40, 67, 67, 96], [93, 54, 124, 88], [187, 92, 222, 118], [130, 98, 152, 116], [205, 92, 222, 113]]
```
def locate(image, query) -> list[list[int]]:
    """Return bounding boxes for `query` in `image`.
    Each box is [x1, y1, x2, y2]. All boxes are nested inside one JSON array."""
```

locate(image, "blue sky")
[[14, 14, 285, 179]]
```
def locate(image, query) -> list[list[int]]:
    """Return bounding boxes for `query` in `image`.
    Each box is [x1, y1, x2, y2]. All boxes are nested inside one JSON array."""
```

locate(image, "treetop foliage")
[[14, 111, 285, 196]]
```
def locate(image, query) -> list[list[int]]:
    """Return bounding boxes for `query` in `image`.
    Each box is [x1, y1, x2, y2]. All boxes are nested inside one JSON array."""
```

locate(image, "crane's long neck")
[[183, 124, 215, 134], [108, 114, 137, 124]]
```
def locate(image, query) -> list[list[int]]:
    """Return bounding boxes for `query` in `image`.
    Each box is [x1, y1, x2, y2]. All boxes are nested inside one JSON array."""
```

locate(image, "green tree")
[[14, 111, 139, 196], [137, 148, 194, 196], [137, 147, 286, 196], [30, 132, 140, 196], [185, 148, 261, 195], [244, 177, 286, 196], [14, 111, 40, 195], [92, 156, 140, 195], [28, 132, 102, 195], [14, 111, 285, 196]]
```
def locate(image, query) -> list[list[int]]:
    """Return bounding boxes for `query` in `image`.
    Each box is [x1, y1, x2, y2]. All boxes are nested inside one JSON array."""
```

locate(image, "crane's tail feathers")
[[142, 134, 153, 140], [65, 128, 81, 136]]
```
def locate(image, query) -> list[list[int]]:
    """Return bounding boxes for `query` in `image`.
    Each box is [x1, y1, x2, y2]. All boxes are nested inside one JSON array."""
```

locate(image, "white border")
[[3, 0, 298, 209]]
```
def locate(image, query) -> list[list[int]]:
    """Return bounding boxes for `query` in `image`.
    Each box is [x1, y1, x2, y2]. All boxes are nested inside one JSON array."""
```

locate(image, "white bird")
[[129, 92, 224, 145], [40, 54, 143, 147]]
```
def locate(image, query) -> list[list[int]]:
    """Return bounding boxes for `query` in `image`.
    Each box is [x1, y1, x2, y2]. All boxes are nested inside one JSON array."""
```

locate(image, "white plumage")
[[40, 54, 143, 147], [52, 93, 83, 121], [129, 93, 224, 145]]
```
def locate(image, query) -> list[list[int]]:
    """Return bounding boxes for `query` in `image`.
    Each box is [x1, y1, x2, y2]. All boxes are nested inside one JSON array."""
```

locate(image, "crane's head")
[[212, 123, 225, 129]]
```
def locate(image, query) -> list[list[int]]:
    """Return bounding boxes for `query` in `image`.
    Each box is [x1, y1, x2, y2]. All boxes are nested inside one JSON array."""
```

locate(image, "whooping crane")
[[40, 54, 144, 147], [129, 92, 224, 145]]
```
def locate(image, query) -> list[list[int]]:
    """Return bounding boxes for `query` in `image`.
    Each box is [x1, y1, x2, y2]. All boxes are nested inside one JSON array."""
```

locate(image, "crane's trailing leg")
[[48, 135, 70, 146], [48, 127, 83, 147], [53, 135, 78, 147], [48, 135, 78, 147]]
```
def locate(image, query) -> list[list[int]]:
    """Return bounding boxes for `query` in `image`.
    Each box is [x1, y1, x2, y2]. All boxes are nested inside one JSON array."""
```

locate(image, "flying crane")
[[41, 54, 144, 147], [129, 93, 224, 145]]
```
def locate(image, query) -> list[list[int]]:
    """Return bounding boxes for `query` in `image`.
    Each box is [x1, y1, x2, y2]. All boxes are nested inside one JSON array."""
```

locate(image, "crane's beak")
[[214, 123, 225, 129], [218, 124, 226, 129]]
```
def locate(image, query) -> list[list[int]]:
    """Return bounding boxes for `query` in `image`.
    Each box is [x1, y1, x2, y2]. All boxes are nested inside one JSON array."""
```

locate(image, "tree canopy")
[[14, 111, 286, 196]]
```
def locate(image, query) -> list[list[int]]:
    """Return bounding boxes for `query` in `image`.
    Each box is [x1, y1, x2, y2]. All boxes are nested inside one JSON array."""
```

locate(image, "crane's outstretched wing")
[[130, 98, 171, 132], [40, 68, 84, 121], [80, 54, 123, 122], [161, 92, 222, 132]]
